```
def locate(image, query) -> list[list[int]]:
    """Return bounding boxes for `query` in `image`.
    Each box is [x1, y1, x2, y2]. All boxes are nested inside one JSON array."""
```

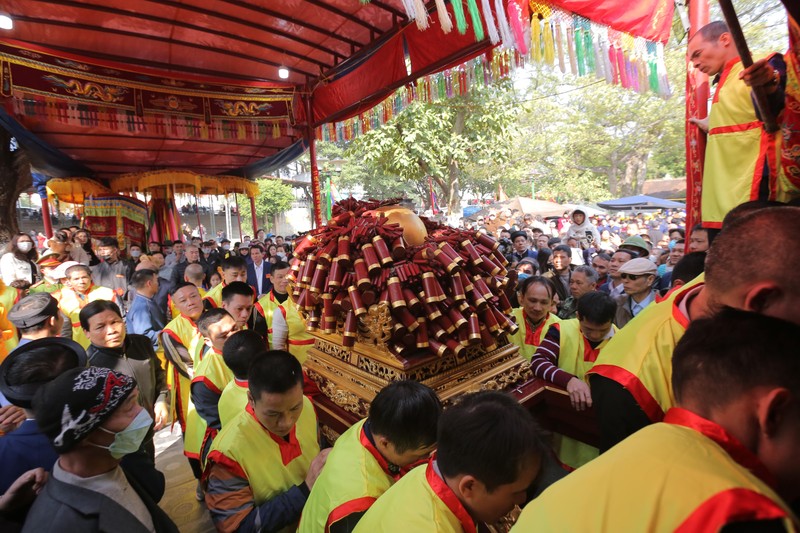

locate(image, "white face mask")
[[17, 241, 33, 252], [89, 408, 152, 459], [130, 250, 141, 258], [222, 245, 230, 251]]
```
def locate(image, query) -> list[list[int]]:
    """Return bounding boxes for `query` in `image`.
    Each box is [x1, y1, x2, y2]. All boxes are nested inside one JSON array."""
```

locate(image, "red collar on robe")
[[246, 402, 301, 466], [426, 457, 477, 533]]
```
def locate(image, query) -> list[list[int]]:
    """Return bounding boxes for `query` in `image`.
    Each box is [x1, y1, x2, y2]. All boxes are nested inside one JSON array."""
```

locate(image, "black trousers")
[[589, 374, 652, 452]]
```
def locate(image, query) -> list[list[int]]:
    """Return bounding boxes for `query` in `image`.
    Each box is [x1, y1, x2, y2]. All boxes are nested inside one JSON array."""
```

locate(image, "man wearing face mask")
[[22, 367, 178, 532], [90, 237, 134, 315], [219, 239, 232, 260], [128, 244, 143, 265]]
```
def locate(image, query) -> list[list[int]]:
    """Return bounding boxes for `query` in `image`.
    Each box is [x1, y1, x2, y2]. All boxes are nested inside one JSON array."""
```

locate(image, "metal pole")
[[235, 193, 243, 241], [209, 195, 216, 239], [225, 194, 233, 240], [717, 0, 778, 133], [194, 194, 203, 241]]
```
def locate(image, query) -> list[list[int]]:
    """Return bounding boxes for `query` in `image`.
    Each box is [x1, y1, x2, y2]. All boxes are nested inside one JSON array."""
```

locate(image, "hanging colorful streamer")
[[316, 50, 521, 144], [526, 1, 670, 97]]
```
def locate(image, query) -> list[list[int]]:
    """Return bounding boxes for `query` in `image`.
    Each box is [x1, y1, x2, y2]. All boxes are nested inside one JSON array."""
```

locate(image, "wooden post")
[[40, 193, 54, 238], [717, 0, 779, 133], [306, 95, 323, 228], [685, 0, 710, 235], [249, 195, 258, 235]]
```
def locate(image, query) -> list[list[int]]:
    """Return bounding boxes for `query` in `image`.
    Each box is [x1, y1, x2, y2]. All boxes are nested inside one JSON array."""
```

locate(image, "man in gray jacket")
[[23, 367, 178, 533]]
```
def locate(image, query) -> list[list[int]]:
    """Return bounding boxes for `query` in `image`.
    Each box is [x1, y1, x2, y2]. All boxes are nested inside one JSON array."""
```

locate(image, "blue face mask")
[[91, 408, 152, 459], [517, 272, 531, 282]]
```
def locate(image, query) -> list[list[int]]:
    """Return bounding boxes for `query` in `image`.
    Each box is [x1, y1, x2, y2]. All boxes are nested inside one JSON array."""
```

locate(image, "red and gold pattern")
[[779, 14, 800, 201]]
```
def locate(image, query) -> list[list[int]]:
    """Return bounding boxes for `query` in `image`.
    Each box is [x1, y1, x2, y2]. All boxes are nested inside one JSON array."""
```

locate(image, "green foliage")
[[236, 178, 294, 234], [342, 79, 519, 212], [708, 0, 788, 54], [507, 44, 687, 201]]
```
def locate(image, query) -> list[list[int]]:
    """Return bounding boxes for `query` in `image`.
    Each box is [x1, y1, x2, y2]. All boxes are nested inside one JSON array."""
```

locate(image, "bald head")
[[705, 207, 800, 324], [184, 263, 205, 287], [136, 259, 156, 271]]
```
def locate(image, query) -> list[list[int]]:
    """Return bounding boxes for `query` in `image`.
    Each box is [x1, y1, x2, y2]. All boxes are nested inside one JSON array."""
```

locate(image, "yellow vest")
[[507, 308, 560, 362], [256, 291, 282, 347], [218, 378, 249, 428], [202, 283, 223, 310], [0, 280, 21, 355], [353, 460, 477, 533], [703, 56, 774, 227], [277, 300, 314, 365], [184, 347, 234, 460], [512, 408, 798, 532], [299, 419, 398, 533], [56, 285, 116, 349], [0, 307, 14, 363], [160, 314, 203, 431], [587, 282, 698, 423], [0, 281, 19, 360], [207, 396, 319, 533], [548, 319, 616, 469]]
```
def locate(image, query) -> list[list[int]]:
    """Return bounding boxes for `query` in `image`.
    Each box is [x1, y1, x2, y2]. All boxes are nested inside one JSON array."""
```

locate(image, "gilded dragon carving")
[[43, 75, 128, 102]]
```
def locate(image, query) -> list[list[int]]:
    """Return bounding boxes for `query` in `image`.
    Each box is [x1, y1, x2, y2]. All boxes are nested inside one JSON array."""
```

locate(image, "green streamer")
[[575, 28, 585, 76], [584, 30, 594, 73], [649, 60, 659, 93], [451, 0, 468, 35], [466, 0, 484, 42]]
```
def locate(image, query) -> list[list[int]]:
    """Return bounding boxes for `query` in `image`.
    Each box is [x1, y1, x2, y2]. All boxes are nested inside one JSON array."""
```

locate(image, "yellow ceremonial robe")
[[353, 459, 477, 533], [512, 409, 798, 532], [299, 419, 399, 533], [507, 308, 560, 362]]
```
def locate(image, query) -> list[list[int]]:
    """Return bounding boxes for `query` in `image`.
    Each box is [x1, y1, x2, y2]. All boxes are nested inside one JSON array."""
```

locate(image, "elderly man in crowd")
[[613, 258, 658, 328], [558, 265, 598, 320]]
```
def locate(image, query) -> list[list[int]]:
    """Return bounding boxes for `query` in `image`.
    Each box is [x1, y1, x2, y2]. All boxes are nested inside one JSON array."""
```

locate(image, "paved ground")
[[154, 427, 215, 533]]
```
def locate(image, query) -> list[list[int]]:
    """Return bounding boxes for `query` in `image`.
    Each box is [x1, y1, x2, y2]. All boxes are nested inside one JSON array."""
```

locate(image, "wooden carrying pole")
[[717, 0, 779, 133]]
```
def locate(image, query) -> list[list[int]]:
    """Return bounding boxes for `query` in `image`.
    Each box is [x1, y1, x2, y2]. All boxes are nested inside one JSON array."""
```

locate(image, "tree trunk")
[[0, 131, 32, 242], [621, 153, 648, 196], [445, 108, 467, 217], [607, 153, 620, 196]]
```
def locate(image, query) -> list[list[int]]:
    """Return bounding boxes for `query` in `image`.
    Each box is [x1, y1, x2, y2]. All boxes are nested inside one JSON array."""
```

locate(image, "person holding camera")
[[563, 210, 600, 250]]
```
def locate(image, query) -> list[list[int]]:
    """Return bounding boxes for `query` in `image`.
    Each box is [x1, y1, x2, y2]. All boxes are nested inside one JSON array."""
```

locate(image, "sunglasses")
[[620, 273, 649, 280]]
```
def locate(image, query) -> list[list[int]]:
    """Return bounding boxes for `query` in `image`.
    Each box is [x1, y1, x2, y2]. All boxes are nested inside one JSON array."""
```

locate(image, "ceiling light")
[[278, 67, 289, 80], [0, 15, 12, 30]]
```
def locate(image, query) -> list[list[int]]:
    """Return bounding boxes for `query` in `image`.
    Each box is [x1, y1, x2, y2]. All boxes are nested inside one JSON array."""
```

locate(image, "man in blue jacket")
[[126, 269, 167, 353]]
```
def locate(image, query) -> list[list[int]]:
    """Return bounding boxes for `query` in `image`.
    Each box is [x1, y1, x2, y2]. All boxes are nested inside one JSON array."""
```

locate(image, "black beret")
[[0, 337, 87, 409], [7, 293, 60, 329]]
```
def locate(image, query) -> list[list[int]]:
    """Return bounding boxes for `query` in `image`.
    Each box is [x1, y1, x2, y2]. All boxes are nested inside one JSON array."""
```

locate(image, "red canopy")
[[0, 0, 674, 181], [0, 0, 497, 179]]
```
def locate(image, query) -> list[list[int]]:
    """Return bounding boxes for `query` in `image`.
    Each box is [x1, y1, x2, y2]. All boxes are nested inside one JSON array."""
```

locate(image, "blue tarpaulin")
[[597, 195, 685, 210]]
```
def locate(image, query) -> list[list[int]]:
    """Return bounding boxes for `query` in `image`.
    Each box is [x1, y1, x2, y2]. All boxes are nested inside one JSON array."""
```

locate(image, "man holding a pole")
[[688, 21, 786, 229]]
